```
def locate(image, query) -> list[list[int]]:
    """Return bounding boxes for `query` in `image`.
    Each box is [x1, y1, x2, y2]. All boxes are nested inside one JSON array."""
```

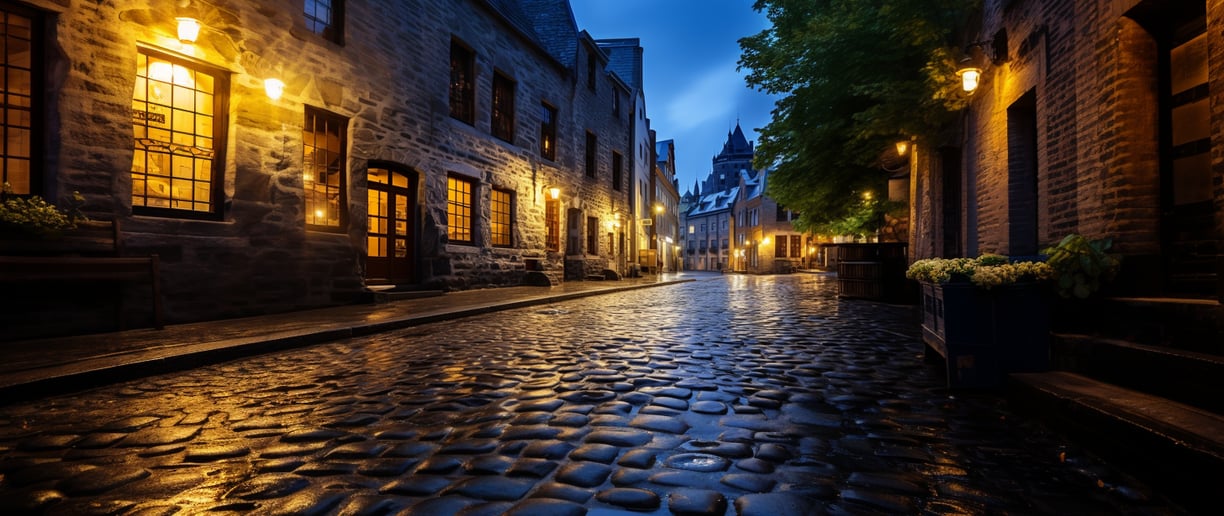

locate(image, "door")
[[1160, 11, 1218, 295], [367, 165, 416, 283]]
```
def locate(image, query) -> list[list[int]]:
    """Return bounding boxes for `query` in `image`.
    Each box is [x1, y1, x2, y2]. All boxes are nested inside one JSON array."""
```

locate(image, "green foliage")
[[804, 194, 903, 238], [1041, 234, 1121, 299], [739, 0, 978, 229], [0, 182, 82, 236]]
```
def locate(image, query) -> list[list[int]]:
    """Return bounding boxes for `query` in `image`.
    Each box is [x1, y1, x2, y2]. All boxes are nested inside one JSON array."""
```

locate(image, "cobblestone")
[[0, 275, 1183, 514]]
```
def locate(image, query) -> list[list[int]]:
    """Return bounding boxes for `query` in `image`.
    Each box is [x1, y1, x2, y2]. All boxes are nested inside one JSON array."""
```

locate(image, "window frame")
[[611, 151, 623, 191], [539, 102, 557, 160], [447, 174, 475, 245], [449, 38, 476, 125], [131, 47, 229, 220], [490, 187, 513, 247], [491, 71, 516, 143], [304, 0, 345, 44], [0, 3, 43, 196], [586, 216, 598, 255], [303, 105, 349, 231], [584, 131, 597, 178], [545, 197, 560, 251]]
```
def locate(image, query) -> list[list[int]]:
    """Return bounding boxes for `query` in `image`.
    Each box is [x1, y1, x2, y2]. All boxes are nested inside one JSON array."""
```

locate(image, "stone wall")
[[15, 0, 632, 332]]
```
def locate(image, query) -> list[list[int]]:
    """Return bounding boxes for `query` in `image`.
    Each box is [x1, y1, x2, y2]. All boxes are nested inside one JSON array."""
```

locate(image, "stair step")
[[1008, 371, 1223, 513], [1059, 297, 1224, 354], [1052, 334, 1224, 413], [372, 290, 444, 303]]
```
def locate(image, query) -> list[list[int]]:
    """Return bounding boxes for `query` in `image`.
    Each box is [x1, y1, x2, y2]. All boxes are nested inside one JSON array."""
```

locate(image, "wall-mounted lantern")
[[957, 31, 1008, 95], [176, 17, 201, 44], [264, 78, 285, 100], [895, 140, 910, 156]]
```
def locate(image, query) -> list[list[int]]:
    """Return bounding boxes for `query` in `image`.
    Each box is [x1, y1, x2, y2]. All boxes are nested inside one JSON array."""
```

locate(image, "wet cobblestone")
[[0, 274, 1183, 514]]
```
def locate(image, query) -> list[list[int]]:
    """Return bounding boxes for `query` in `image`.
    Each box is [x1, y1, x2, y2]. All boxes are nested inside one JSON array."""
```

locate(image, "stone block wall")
[[13, 0, 633, 332]]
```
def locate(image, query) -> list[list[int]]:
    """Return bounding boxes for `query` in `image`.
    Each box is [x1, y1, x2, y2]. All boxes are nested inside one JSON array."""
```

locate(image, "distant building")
[[653, 139, 681, 271]]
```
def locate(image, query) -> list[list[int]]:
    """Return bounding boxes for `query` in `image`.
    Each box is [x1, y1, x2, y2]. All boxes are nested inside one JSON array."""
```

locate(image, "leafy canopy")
[[739, 0, 977, 232]]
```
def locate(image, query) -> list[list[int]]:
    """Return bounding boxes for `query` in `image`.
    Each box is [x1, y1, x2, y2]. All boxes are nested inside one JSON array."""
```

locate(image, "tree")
[[739, 0, 977, 233]]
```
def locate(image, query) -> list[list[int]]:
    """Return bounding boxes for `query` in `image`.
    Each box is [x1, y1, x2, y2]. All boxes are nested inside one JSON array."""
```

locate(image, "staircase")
[[1007, 297, 1224, 514]]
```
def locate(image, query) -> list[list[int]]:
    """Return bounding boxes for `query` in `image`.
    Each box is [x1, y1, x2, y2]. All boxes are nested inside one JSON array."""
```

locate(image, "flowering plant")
[[906, 253, 1055, 288], [0, 182, 82, 236]]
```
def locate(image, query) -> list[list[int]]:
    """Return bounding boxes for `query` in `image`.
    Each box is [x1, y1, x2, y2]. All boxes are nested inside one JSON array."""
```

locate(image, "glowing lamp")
[[547, 187, 561, 200], [958, 65, 982, 93], [895, 140, 909, 156], [264, 78, 285, 100], [176, 18, 201, 43]]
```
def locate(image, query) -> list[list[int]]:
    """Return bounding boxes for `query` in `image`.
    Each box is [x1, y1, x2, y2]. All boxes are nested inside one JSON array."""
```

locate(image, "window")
[[612, 92, 620, 117], [587, 51, 597, 90], [539, 102, 557, 160], [303, 106, 347, 229], [447, 175, 474, 244], [585, 131, 597, 178], [586, 216, 598, 254], [700, 223, 706, 232], [791, 235, 802, 258], [777, 205, 788, 222], [775, 234, 788, 258], [490, 188, 513, 247], [132, 50, 227, 217], [304, 0, 344, 44], [1, 5, 39, 195], [449, 40, 475, 124], [545, 197, 560, 251], [611, 151, 623, 191], [688, 225, 694, 234], [492, 72, 515, 142]]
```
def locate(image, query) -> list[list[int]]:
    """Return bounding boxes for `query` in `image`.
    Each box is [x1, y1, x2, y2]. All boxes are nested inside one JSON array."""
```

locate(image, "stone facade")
[[911, 0, 1224, 298], [4, 0, 634, 334]]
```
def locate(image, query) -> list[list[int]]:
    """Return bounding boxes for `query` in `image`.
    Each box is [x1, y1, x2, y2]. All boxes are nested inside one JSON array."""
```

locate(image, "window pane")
[[447, 176, 473, 244], [304, 107, 348, 227]]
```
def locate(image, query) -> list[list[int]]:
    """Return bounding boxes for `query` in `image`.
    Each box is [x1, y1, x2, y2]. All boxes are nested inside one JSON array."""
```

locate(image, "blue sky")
[[569, 0, 779, 195]]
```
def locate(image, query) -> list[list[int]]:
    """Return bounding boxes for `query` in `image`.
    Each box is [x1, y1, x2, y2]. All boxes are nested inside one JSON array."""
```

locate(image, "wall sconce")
[[895, 140, 910, 156], [264, 78, 285, 100], [957, 31, 1008, 94], [654, 203, 664, 214], [546, 186, 561, 200], [176, 17, 201, 44]]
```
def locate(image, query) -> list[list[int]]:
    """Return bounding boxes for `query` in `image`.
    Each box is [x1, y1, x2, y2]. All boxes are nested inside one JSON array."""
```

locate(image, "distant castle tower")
[[700, 122, 754, 194]]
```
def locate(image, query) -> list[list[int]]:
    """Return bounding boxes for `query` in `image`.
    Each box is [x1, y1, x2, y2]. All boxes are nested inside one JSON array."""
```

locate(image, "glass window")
[[492, 72, 515, 142], [304, 0, 344, 43], [449, 40, 475, 124], [447, 175, 474, 244], [585, 131, 597, 178], [1, 6, 38, 195], [611, 151, 623, 191], [540, 103, 556, 160], [775, 234, 788, 258], [490, 188, 512, 247], [132, 50, 226, 217], [303, 106, 347, 229], [791, 235, 802, 258], [586, 216, 598, 254], [545, 198, 560, 251]]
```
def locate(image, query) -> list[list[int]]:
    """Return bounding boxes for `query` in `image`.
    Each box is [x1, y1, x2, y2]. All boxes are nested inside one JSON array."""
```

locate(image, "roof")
[[517, 0, 579, 65], [687, 186, 739, 217], [596, 38, 643, 90]]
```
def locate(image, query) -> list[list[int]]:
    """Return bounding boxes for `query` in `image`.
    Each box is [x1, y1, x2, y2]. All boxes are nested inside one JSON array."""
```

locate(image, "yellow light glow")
[[762, 237, 771, 245], [547, 187, 560, 200], [958, 66, 981, 93], [177, 18, 201, 43], [315, 209, 325, 220], [863, 191, 873, 200], [895, 140, 909, 156], [654, 204, 664, 214], [264, 78, 285, 100]]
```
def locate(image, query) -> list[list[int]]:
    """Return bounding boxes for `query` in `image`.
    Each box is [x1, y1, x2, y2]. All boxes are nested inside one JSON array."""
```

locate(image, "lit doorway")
[[366, 164, 417, 283]]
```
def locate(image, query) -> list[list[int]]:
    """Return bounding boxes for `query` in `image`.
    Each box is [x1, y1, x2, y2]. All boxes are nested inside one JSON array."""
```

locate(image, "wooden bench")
[[0, 219, 164, 330]]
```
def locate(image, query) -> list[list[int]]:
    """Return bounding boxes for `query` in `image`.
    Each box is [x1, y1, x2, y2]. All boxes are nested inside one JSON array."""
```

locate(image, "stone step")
[[1054, 297, 1223, 355], [1052, 334, 1224, 413], [370, 289, 445, 303], [1008, 371, 1224, 514]]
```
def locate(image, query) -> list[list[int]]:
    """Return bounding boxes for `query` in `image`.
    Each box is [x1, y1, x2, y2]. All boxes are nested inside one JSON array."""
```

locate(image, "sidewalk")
[[0, 272, 711, 403]]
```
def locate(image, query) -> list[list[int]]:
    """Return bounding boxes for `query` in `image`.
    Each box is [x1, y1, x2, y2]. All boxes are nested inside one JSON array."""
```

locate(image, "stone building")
[[651, 139, 681, 272], [683, 187, 736, 272], [731, 169, 805, 274], [0, 0, 635, 336], [911, 0, 1222, 300]]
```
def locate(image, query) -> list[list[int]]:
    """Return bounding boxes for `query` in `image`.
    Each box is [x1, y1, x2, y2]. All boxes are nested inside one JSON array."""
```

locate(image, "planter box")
[[920, 281, 1050, 388]]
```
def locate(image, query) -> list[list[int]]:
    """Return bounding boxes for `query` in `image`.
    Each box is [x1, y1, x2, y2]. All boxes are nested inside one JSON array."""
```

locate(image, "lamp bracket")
[[965, 30, 1009, 65]]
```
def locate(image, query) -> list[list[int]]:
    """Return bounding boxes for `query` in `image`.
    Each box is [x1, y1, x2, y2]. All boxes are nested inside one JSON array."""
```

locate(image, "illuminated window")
[[304, 106, 347, 229], [585, 131, 597, 178], [447, 175, 474, 244], [611, 151, 623, 191], [449, 40, 475, 124], [132, 50, 226, 217], [492, 73, 515, 142], [490, 188, 513, 247], [0, 6, 38, 195], [791, 235, 802, 258], [545, 198, 560, 251], [540, 103, 556, 160], [304, 0, 344, 43]]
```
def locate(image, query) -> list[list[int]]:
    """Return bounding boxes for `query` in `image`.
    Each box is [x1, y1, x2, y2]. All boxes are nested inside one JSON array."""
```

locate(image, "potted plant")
[[1042, 234, 1121, 299], [0, 182, 82, 238], [906, 253, 1056, 388]]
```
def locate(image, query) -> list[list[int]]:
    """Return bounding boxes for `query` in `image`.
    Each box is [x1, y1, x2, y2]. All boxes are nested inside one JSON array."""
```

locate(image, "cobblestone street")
[[0, 274, 1178, 515]]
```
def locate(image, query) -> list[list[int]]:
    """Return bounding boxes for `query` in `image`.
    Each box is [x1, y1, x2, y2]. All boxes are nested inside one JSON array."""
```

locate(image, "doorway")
[[366, 164, 417, 283]]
